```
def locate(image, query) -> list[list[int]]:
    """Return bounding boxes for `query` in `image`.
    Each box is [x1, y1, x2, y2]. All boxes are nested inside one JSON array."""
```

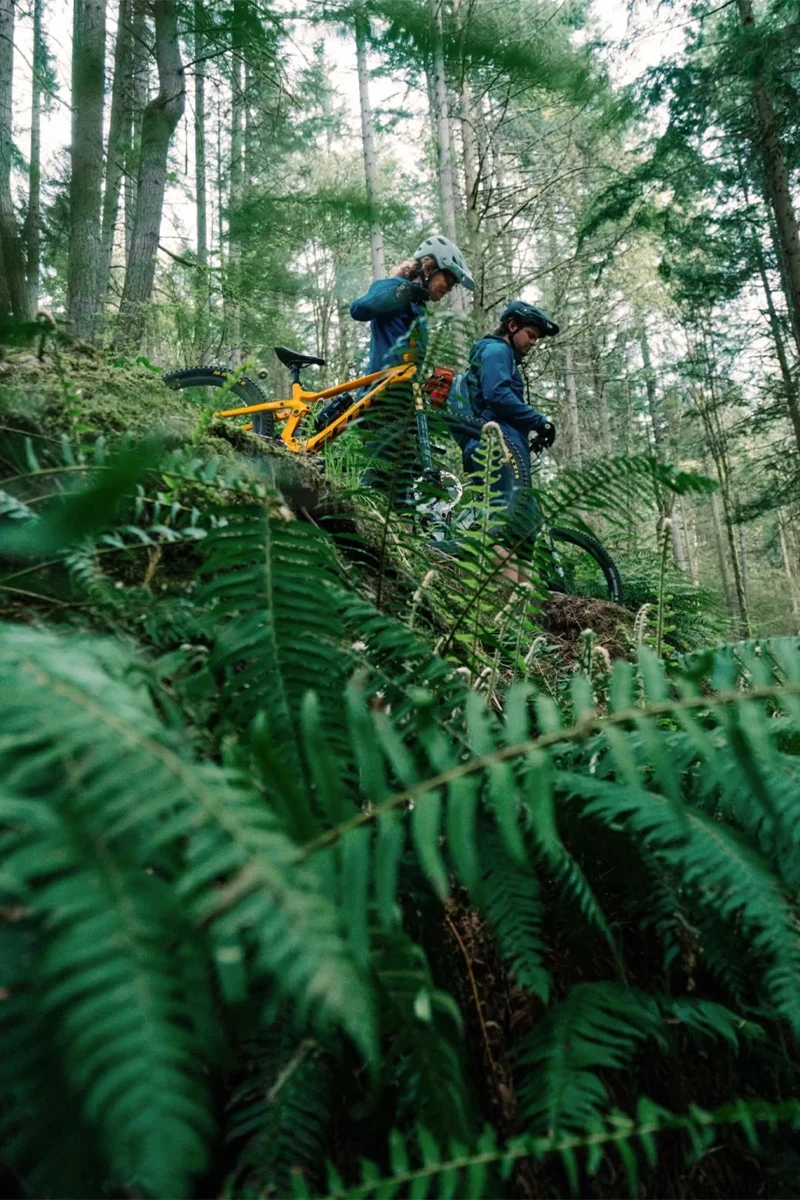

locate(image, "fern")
[[0, 621, 376, 1196], [224, 1031, 335, 1197], [481, 827, 550, 1002], [0, 791, 212, 1197], [517, 983, 663, 1136], [538, 455, 717, 530], [300, 1098, 800, 1198], [5, 396, 800, 1195], [199, 506, 354, 788], [372, 927, 474, 1146]]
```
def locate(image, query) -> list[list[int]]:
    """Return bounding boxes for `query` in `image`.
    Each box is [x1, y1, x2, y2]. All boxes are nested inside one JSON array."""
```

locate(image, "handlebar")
[[441, 413, 552, 455]]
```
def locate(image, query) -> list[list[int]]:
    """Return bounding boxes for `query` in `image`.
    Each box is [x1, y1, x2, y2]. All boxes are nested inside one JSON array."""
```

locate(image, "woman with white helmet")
[[346, 235, 474, 495], [350, 235, 474, 374]]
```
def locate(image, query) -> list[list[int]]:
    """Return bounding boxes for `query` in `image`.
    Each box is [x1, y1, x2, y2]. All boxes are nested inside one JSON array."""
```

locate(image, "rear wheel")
[[163, 366, 275, 438], [546, 527, 623, 604]]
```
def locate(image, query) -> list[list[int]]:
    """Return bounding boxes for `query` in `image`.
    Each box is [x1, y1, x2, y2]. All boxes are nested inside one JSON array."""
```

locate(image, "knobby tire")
[[163, 366, 276, 438], [549, 526, 623, 604]]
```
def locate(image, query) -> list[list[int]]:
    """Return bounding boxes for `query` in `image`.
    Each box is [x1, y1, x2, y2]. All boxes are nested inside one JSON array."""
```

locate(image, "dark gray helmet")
[[413, 234, 475, 291], [500, 300, 559, 336]]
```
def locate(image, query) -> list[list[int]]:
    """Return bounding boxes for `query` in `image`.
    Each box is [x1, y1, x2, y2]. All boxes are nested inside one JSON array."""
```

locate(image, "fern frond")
[[562, 771, 800, 1033], [659, 997, 765, 1049], [373, 928, 474, 1145], [335, 586, 471, 733], [517, 982, 663, 1136], [480, 827, 550, 1002], [0, 437, 160, 560], [0, 487, 35, 520], [225, 1031, 334, 1197], [0, 792, 212, 1198], [199, 506, 353, 780], [303, 1098, 800, 1199], [540, 455, 716, 529], [0, 623, 376, 1063]]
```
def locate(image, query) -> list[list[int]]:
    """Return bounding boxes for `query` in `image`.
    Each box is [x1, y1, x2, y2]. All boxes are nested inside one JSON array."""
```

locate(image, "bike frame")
[[213, 357, 418, 453]]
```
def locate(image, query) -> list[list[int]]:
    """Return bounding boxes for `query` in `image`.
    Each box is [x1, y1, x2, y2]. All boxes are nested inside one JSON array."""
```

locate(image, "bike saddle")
[[274, 345, 326, 369]]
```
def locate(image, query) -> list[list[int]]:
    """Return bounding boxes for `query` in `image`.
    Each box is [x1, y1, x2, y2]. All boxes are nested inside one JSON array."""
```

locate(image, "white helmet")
[[413, 234, 475, 291]]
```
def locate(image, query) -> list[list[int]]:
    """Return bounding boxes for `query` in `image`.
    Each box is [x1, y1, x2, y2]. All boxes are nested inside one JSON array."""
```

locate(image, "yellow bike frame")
[[214, 356, 418, 453]]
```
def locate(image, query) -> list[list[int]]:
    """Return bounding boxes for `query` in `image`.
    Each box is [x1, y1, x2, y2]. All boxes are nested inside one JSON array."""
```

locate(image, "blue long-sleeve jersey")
[[464, 334, 549, 462], [350, 277, 429, 374]]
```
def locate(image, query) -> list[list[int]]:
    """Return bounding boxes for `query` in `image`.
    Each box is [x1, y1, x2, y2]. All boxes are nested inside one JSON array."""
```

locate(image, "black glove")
[[402, 280, 431, 305], [533, 420, 556, 449]]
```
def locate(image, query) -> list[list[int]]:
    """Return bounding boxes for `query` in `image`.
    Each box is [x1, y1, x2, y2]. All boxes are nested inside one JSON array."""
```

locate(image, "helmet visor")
[[448, 260, 475, 292]]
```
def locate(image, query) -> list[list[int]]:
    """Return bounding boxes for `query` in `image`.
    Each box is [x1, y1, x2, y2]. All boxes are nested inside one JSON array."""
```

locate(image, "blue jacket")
[[464, 334, 549, 462], [350, 277, 429, 374]]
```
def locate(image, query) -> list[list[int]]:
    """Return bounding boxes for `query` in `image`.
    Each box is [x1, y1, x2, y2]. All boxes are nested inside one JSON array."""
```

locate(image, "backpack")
[[444, 371, 479, 452]]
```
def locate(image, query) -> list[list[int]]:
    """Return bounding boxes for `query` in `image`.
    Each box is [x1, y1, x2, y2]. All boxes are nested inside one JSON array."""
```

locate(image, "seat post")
[[290, 364, 302, 386]]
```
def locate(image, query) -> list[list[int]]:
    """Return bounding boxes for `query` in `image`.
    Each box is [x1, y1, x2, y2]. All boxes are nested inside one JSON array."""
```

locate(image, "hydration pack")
[[444, 371, 478, 451]]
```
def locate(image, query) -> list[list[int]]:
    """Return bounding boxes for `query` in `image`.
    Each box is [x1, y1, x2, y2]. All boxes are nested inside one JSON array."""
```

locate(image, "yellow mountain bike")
[[164, 346, 623, 603], [164, 345, 418, 450]]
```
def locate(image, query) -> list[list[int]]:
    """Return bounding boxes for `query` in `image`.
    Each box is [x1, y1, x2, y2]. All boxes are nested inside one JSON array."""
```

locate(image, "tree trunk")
[[216, 78, 225, 324], [710, 487, 735, 615], [722, 489, 750, 634], [428, 0, 466, 321], [564, 342, 583, 469], [24, 0, 43, 312], [0, 0, 31, 320], [754, 228, 800, 453], [640, 324, 667, 457], [670, 512, 689, 574], [704, 426, 749, 633], [639, 323, 688, 569], [194, 0, 209, 358], [117, 0, 185, 350], [67, 0, 106, 342], [97, 0, 133, 339], [682, 498, 700, 585], [591, 345, 613, 455], [737, 0, 800, 362], [738, 160, 800, 454], [228, 1, 245, 365], [354, 11, 385, 282], [459, 71, 485, 327], [778, 512, 799, 619], [0, 242, 9, 316], [429, 0, 458, 244], [736, 497, 749, 602], [486, 103, 514, 296], [125, 0, 148, 266]]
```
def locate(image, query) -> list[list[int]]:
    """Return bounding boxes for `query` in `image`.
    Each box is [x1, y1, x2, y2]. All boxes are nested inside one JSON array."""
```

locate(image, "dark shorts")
[[463, 426, 540, 551]]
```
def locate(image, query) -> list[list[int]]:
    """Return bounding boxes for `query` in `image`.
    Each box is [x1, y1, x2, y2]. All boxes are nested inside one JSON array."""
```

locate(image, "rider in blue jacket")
[[462, 300, 558, 544], [348, 235, 475, 494], [350, 234, 474, 373]]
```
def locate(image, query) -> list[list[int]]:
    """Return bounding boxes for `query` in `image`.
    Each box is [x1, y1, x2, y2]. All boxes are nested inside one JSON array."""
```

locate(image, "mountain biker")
[[345, 236, 474, 496], [350, 235, 475, 373], [459, 299, 559, 551]]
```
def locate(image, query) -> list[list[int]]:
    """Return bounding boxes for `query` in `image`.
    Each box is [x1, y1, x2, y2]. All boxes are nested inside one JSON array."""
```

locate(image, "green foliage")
[[3, 423, 800, 1197], [302, 1099, 800, 1198], [620, 550, 731, 652], [224, 1030, 336, 1197]]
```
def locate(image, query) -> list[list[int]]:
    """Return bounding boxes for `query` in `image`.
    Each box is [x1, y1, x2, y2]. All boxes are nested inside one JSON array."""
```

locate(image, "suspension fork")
[[414, 388, 437, 479]]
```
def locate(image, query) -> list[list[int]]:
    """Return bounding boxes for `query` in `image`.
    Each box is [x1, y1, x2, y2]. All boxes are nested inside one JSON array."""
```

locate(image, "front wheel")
[[163, 366, 275, 438], [546, 527, 623, 604]]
